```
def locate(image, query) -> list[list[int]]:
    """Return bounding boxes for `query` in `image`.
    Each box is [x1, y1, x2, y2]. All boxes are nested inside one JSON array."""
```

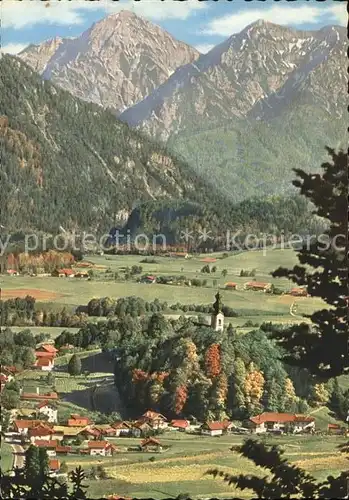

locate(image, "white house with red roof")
[[250, 412, 315, 434], [34, 344, 58, 371], [201, 421, 234, 436], [37, 401, 58, 423], [87, 441, 117, 456], [169, 420, 190, 431], [140, 410, 168, 429], [34, 440, 59, 456]]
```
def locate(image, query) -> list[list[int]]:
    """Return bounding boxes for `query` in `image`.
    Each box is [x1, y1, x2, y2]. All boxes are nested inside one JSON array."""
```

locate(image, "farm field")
[[0, 249, 325, 325], [59, 433, 347, 499]]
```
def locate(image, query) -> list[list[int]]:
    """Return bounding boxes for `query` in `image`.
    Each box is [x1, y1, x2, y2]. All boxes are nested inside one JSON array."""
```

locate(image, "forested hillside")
[[0, 55, 215, 233]]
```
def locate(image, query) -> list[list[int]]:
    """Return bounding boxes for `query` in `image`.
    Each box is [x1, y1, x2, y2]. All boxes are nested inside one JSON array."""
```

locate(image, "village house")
[[140, 410, 168, 429], [34, 345, 57, 371], [13, 419, 45, 435], [29, 423, 56, 442], [80, 427, 101, 440], [141, 275, 156, 284], [55, 445, 72, 455], [36, 344, 58, 356], [37, 401, 58, 423], [52, 425, 86, 441], [20, 390, 59, 402], [112, 421, 132, 437], [34, 440, 59, 456], [249, 412, 315, 434], [200, 421, 234, 436], [244, 281, 272, 292], [87, 441, 117, 457], [35, 356, 55, 371], [131, 421, 153, 437], [169, 420, 190, 432], [67, 415, 91, 427], [48, 459, 61, 474], [92, 424, 117, 437], [52, 268, 75, 278], [140, 437, 163, 452], [327, 423, 345, 435], [225, 282, 238, 290]]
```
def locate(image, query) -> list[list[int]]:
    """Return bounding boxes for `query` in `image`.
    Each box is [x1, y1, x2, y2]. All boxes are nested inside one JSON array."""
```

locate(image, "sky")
[[1, 0, 347, 55]]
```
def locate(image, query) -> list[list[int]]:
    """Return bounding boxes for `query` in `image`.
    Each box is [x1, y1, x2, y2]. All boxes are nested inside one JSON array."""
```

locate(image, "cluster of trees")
[[0, 327, 36, 369], [201, 264, 217, 273], [239, 269, 256, 277], [0, 296, 88, 328], [169, 303, 238, 318], [114, 319, 312, 421], [2, 250, 75, 274], [56, 314, 308, 421], [85, 296, 167, 317]]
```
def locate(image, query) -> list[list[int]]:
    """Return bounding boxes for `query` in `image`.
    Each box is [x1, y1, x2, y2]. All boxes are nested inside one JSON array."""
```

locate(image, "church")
[[210, 291, 225, 332]]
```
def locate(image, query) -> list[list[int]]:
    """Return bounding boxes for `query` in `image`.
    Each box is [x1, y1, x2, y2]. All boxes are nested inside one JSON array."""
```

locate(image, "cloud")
[[201, 4, 347, 37], [1, 42, 29, 54], [328, 4, 348, 26], [195, 44, 214, 54], [1, 0, 207, 29]]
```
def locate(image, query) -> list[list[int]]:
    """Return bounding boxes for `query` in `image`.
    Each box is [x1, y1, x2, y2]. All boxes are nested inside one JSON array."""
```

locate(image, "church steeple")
[[211, 291, 224, 332]]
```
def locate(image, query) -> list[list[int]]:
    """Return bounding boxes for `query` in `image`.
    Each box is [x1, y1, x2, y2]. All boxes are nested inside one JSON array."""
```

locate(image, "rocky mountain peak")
[[19, 11, 199, 113]]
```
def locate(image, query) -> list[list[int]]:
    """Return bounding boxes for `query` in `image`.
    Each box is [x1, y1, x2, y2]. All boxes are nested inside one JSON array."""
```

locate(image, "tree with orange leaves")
[[244, 363, 265, 413], [174, 385, 188, 414], [205, 344, 221, 379]]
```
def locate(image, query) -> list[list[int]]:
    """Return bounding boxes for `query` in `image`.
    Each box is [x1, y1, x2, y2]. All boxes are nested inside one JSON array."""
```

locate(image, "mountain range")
[[6, 11, 347, 219]]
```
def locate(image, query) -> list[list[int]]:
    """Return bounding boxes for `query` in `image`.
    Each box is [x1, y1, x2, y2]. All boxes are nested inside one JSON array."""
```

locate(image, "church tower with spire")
[[211, 291, 225, 332]]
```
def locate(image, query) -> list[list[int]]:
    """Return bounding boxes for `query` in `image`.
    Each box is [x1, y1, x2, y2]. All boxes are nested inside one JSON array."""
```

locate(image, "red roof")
[[7, 269, 18, 274], [142, 410, 167, 421], [203, 421, 232, 431], [34, 440, 59, 448], [67, 418, 90, 427], [14, 419, 44, 430], [56, 445, 72, 453], [328, 423, 341, 429], [29, 424, 54, 437], [141, 437, 161, 447], [112, 421, 132, 430], [246, 282, 270, 288], [49, 459, 60, 471], [170, 420, 189, 429], [82, 428, 100, 437], [61, 268, 74, 276], [37, 400, 56, 409], [21, 392, 58, 401], [225, 282, 237, 287], [250, 413, 315, 425], [0, 374, 8, 383], [35, 351, 55, 358], [37, 344, 58, 354], [87, 441, 110, 449]]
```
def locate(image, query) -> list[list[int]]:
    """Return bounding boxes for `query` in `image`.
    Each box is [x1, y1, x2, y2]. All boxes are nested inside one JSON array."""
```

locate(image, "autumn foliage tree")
[[244, 363, 265, 414], [205, 343, 221, 379]]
